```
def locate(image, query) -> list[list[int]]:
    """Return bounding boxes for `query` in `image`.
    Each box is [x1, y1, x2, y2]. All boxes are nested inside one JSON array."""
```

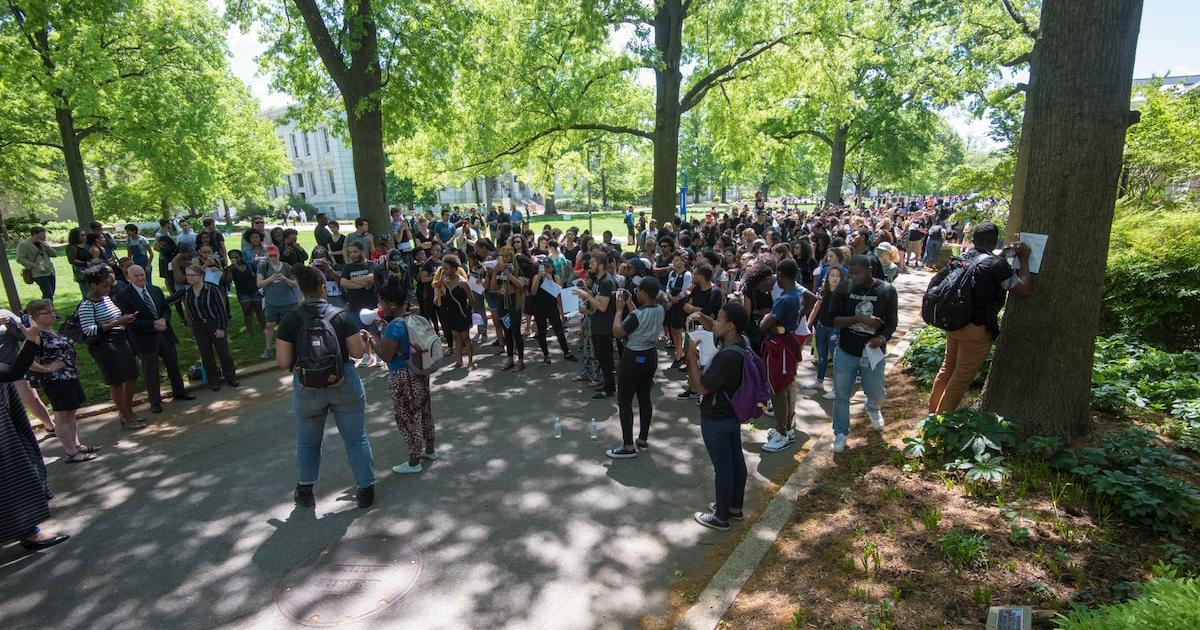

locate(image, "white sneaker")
[[805, 379, 823, 391], [762, 431, 791, 452], [831, 434, 848, 453], [260, 347, 273, 360], [764, 402, 774, 417], [822, 389, 836, 400], [868, 408, 885, 431], [392, 461, 423, 474]]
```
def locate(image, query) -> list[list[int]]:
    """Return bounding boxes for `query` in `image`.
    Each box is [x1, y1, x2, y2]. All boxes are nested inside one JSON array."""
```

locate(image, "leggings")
[[501, 302, 524, 359], [534, 308, 570, 358], [617, 348, 657, 445]]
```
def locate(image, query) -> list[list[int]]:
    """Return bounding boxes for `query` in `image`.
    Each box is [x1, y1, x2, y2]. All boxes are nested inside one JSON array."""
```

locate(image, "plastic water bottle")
[[553, 417, 562, 439], [589, 417, 598, 440]]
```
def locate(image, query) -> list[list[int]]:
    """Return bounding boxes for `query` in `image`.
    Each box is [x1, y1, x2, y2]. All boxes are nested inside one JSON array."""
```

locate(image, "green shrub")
[[1054, 577, 1200, 629], [901, 326, 993, 388], [1064, 429, 1200, 535], [937, 528, 988, 572], [1102, 205, 1200, 350], [903, 408, 1015, 464], [1091, 336, 1200, 421]]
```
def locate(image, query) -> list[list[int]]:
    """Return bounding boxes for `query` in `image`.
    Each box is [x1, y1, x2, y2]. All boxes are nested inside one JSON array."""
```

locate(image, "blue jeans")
[[33, 274, 55, 301], [813, 324, 838, 381], [701, 417, 747, 521], [831, 347, 886, 437], [293, 365, 375, 488]]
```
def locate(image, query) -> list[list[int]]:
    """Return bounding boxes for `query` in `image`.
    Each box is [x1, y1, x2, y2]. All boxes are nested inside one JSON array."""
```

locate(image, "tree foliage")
[[1123, 83, 1200, 201]]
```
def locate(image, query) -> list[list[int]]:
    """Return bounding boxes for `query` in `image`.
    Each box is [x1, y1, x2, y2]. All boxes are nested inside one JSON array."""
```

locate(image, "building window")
[[287, 176, 294, 194], [290, 134, 299, 158], [328, 170, 336, 194], [297, 173, 304, 189], [309, 172, 317, 195], [303, 132, 311, 156], [322, 128, 330, 153]]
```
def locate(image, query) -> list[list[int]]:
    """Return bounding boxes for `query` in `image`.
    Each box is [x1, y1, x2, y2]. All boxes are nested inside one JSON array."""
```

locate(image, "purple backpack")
[[725, 343, 773, 423]]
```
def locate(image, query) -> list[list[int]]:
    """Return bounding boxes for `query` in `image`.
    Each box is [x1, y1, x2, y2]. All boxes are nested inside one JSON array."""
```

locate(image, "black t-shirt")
[[277, 300, 361, 367], [966, 250, 1019, 337], [822, 278, 899, 357], [588, 276, 616, 334], [700, 340, 746, 421], [341, 261, 378, 311], [229, 263, 258, 296], [329, 234, 346, 266], [688, 284, 722, 319]]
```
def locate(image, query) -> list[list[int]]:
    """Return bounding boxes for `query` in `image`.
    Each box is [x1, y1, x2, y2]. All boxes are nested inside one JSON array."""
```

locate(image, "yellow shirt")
[[432, 266, 468, 306]]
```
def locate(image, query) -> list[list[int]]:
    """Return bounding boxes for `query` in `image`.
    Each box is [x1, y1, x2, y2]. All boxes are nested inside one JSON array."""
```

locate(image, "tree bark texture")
[[343, 100, 390, 233], [650, 0, 684, 227], [56, 107, 95, 227], [824, 124, 849, 205], [977, 0, 1143, 440]]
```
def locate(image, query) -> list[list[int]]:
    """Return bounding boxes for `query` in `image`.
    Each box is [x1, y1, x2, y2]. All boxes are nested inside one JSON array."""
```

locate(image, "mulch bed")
[[718, 370, 1200, 629]]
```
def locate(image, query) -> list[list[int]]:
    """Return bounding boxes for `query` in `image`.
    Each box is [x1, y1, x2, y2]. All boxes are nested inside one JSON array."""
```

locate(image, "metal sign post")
[[679, 170, 688, 223]]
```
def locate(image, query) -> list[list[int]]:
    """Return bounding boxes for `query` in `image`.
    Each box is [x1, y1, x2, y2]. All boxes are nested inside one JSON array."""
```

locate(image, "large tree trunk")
[[600, 172, 608, 209], [759, 181, 770, 198], [650, 0, 684, 227], [976, 0, 1143, 440], [56, 107, 95, 227], [823, 124, 849, 205], [720, 184, 727, 204], [343, 93, 389, 235]]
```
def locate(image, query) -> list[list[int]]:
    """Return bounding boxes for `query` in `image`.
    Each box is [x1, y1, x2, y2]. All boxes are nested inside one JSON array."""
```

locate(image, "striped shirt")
[[169, 282, 229, 330], [77, 296, 125, 337]]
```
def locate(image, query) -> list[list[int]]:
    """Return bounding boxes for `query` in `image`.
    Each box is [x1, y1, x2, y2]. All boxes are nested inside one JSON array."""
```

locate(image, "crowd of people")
[[4, 191, 1034, 548]]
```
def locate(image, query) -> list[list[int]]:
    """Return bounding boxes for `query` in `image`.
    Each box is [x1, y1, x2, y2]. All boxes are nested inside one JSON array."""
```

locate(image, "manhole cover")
[[276, 535, 421, 626]]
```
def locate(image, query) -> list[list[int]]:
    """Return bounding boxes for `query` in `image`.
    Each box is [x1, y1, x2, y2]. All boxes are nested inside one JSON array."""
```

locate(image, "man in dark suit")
[[115, 264, 196, 413]]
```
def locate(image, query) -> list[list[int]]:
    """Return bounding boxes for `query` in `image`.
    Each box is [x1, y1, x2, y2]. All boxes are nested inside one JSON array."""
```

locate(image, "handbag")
[[21, 268, 33, 285]]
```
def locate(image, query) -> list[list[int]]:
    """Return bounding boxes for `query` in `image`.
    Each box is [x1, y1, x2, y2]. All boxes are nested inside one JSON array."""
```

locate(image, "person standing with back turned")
[[275, 264, 376, 509], [927, 222, 1031, 413]]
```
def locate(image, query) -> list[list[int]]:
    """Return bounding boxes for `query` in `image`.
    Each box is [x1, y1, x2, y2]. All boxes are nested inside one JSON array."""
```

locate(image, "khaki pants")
[[771, 381, 796, 434], [928, 324, 992, 413]]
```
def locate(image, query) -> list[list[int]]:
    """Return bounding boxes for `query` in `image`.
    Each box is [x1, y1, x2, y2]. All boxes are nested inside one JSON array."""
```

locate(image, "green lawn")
[[4, 208, 714, 407]]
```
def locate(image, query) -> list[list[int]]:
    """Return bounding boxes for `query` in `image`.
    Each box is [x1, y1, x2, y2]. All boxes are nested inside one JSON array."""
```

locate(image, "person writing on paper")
[[605, 276, 665, 459], [928, 222, 1031, 414], [822, 254, 897, 454]]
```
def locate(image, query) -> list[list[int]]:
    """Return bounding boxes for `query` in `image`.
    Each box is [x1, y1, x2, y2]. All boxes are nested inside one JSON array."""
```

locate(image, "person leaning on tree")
[[927, 222, 1032, 414]]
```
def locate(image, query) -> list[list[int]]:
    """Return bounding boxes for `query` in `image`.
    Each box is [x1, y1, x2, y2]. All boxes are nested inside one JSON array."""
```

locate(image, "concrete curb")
[[69, 360, 283, 421], [674, 285, 923, 630]]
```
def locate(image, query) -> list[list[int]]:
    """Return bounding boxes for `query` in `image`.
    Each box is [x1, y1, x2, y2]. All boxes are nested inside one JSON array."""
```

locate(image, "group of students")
[[4, 191, 1033, 549]]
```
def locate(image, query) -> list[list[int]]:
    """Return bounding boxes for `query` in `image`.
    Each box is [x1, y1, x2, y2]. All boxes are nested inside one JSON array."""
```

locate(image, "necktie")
[[141, 288, 156, 317]]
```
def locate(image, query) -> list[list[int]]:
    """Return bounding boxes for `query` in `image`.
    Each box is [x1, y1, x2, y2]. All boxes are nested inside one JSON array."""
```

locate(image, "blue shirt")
[[383, 318, 410, 370], [770, 286, 804, 333], [433, 221, 455, 244], [509, 209, 522, 224], [624, 211, 634, 227]]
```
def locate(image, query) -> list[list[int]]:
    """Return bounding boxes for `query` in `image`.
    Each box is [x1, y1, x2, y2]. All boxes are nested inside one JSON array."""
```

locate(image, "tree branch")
[[1002, 51, 1031, 67], [771, 128, 833, 146], [452, 123, 651, 172], [999, 0, 1038, 39], [679, 29, 805, 113], [293, 0, 350, 87], [995, 82, 1028, 101]]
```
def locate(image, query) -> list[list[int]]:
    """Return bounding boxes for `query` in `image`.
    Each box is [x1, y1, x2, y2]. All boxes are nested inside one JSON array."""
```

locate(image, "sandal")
[[64, 451, 98, 463], [79, 445, 100, 454], [121, 419, 147, 431]]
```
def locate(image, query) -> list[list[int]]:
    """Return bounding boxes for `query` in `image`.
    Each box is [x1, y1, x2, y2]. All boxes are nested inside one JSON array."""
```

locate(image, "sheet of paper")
[[688, 329, 719, 367], [1018, 232, 1048, 274], [204, 269, 223, 286], [540, 280, 562, 298], [560, 287, 581, 316], [483, 259, 498, 269], [865, 344, 886, 370], [468, 276, 485, 295]]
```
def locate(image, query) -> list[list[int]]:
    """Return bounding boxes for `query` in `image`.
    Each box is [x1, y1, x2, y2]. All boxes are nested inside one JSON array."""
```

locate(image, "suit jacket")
[[114, 283, 178, 354]]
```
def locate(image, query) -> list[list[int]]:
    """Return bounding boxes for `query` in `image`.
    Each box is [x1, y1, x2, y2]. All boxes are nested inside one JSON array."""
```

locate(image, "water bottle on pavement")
[[589, 417, 598, 440], [554, 417, 562, 439]]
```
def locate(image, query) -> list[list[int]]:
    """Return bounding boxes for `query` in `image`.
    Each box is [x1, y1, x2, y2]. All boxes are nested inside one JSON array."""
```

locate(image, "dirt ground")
[[718, 371, 1200, 630]]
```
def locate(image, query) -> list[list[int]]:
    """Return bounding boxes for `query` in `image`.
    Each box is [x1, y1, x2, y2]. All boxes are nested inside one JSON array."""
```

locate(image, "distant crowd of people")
[[3, 191, 1033, 548]]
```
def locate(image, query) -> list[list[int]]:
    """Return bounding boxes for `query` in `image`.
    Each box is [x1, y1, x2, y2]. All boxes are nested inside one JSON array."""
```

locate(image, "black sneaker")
[[356, 485, 375, 508], [694, 511, 730, 531], [677, 389, 696, 400], [709, 502, 745, 521], [635, 438, 649, 451], [294, 484, 315, 507], [592, 391, 614, 400], [606, 445, 638, 459]]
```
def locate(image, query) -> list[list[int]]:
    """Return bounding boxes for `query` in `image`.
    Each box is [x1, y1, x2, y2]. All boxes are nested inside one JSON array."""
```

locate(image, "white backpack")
[[402, 315, 443, 376]]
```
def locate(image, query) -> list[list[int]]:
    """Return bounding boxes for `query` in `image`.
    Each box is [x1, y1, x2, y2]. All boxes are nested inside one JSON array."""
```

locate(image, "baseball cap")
[[387, 250, 405, 265], [266, 245, 280, 255]]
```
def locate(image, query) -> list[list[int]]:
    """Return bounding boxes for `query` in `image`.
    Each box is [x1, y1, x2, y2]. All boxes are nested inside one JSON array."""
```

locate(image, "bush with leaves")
[[1091, 336, 1200, 425], [900, 326, 994, 388], [1102, 204, 1200, 350], [1053, 577, 1200, 629], [1062, 429, 1200, 535], [903, 409, 1015, 464]]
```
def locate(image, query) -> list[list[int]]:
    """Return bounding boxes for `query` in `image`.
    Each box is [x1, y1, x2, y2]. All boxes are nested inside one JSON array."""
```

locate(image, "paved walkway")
[[0, 270, 929, 630]]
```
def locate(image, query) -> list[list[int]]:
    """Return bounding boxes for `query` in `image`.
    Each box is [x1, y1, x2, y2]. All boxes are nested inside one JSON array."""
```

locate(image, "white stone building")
[[262, 105, 360, 219]]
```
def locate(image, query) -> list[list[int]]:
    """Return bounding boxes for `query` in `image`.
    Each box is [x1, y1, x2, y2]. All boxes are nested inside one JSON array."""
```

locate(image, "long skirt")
[[387, 369, 435, 460], [579, 317, 602, 382], [0, 382, 51, 541]]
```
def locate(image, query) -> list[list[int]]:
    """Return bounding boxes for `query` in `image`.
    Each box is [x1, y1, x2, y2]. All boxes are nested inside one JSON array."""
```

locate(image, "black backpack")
[[921, 251, 988, 331], [295, 302, 346, 388]]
